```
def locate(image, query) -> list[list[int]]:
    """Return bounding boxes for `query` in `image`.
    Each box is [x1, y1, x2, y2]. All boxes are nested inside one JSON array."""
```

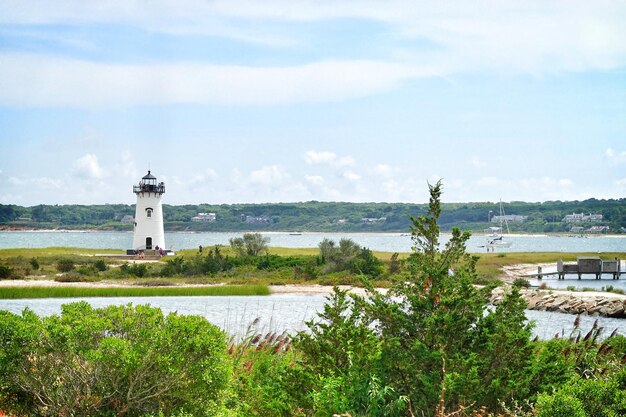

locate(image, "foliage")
[[29, 257, 40, 270], [120, 262, 149, 277], [536, 375, 626, 417], [93, 259, 107, 272], [56, 258, 75, 272], [0, 302, 232, 417], [317, 238, 384, 277], [228, 320, 303, 416], [0, 263, 14, 279], [229, 233, 270, 257], [298, 181, 534, 416], [160, 247, 242, 277], [295, 288, 406, 416]]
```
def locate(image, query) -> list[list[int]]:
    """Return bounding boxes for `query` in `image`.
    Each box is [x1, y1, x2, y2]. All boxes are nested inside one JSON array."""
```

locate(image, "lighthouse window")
[[146, 208, 153, 218]]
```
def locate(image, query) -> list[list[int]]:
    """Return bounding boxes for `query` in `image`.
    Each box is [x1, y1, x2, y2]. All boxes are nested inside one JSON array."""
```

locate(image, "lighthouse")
[[132, 171, 165, 251]]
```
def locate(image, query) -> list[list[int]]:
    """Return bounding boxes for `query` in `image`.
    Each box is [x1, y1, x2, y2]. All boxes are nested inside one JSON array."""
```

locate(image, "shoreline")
[[1, 228, 625, 239]]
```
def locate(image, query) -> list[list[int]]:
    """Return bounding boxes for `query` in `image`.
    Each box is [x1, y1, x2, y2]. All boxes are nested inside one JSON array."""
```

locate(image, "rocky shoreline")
[[491, 286, 626, 318]]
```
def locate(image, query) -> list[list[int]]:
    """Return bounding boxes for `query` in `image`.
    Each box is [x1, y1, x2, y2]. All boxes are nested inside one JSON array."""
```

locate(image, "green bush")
[[0, 263, 14, 279], [512, 278, 531, 288], [536, 390, 586, 417], [56, 258, 75, 272], [93, 259, 107, 271], [120, 262, 149, 277], [29, 257, 40, 270], [257, 254, 310, 270], [0, 302, 232, 417]]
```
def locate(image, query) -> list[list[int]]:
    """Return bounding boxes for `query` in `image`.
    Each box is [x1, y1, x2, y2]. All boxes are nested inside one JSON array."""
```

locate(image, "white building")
[[563, 213, 603, 223], [192, 212, 216, 222], [132, 171, 165, 251]]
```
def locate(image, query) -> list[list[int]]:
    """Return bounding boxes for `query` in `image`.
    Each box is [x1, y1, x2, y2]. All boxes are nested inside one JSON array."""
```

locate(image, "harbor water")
[[1, 230, 625, 253], [2, 294, 625, 341]]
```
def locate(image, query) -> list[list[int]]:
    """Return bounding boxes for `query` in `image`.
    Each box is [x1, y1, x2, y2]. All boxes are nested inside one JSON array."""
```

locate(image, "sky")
[[0, 1, 625, 207]]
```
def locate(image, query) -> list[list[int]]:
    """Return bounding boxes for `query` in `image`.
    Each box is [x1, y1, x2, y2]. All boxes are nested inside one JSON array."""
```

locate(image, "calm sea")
[[1, 230, 625, 253]]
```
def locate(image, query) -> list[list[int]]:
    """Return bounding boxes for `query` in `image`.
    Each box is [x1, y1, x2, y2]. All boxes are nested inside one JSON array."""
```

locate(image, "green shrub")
[[29, 257, 40, 270], [512, 278, 531, 288], [536, 390, 586, 417], [56, 258, 75, 272], [0, 302, 232, 416], [120, 262, 149, 277], [93, 259, 107, 271], [76, 265, 96, 276], [0, 264, 14, 279]]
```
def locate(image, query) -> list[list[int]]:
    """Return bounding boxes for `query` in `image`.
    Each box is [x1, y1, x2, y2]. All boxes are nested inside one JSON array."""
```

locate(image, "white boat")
[[485, 201, 512, 251]]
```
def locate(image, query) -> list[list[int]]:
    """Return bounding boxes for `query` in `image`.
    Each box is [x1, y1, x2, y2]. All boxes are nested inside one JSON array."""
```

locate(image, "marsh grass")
[[0, 284, 270, 299]]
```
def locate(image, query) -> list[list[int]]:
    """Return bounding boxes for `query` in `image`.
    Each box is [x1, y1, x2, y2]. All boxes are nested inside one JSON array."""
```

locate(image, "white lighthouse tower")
[[132, 171, 165, 251]]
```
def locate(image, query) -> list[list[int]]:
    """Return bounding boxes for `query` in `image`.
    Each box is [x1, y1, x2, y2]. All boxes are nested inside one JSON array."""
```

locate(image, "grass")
[[0, 284, 270, 299], [2, 246, 625, 289]]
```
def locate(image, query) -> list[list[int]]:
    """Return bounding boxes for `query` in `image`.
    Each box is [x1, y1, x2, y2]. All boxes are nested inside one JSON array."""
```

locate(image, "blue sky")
[[1, 1, 625, 206]]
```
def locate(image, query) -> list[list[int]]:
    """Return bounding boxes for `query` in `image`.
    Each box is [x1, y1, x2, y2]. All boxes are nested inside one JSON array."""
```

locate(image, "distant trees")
[[317, 237, 383, 277], [229, 233, 270, 257], [2, 199, 624, 232]]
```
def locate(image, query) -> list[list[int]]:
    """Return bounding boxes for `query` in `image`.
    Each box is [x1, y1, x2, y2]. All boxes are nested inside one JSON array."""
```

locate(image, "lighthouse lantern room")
[[132, 170, 165, 251]]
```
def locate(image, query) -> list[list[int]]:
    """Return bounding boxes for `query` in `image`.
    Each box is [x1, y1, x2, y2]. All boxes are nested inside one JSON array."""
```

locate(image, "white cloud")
[[248, 165, 288, 186], [7, 176, 63, 189], [615, 178, 626, 188], [305, 175, 325, 185], [605, 148, 626, 165], [0, 55, 429, 108], [471, 157, 486, 168], [343, 170, 361, 182], [186, 169, 218, 189], [373, 164, 393, 177], [476, 176, 504, 187], [304, 150, 356, 167], [304, 151, 337, 165], [519, 177, 574, 189], [1, 1, 624, 76], [73, 154, 107, 179]]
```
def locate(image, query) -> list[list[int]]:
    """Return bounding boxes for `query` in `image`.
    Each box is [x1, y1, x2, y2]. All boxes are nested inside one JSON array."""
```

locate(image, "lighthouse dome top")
[[133, 170, 165, 194], [142, 170, 157, 180]]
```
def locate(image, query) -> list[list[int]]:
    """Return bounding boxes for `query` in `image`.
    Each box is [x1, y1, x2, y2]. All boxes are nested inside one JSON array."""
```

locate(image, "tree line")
[[1, 198, 624, 233]]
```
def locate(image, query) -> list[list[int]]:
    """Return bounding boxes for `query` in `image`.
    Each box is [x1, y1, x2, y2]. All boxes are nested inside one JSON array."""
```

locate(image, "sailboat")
[[485, 200, 512, 251]]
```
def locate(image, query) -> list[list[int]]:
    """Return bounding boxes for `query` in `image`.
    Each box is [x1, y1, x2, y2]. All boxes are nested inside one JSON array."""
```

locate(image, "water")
[[1, 230, 625, 253], [2, 295, 624, 341]]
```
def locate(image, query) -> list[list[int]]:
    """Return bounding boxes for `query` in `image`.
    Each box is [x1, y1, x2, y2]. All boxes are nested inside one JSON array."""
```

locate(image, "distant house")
[[563, 213, 603, 222], [569, 226, 585, 233], [336, 219, 347, 224], [587, 225, 610, 233], [192, 212, 216, 222], [491, 214, 527, 223], [120, 215, 135, 224], [243, 215, 272, 224], [361, 217, 387, 224], [15, 217, 32, 222]]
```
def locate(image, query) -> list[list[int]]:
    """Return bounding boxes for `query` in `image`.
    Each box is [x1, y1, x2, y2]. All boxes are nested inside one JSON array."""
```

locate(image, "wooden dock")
[[526, 257, 623, 280]]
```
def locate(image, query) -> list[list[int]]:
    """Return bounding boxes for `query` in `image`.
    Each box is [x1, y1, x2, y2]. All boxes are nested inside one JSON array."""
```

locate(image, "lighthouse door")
[[146, 237, 152, 250]]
